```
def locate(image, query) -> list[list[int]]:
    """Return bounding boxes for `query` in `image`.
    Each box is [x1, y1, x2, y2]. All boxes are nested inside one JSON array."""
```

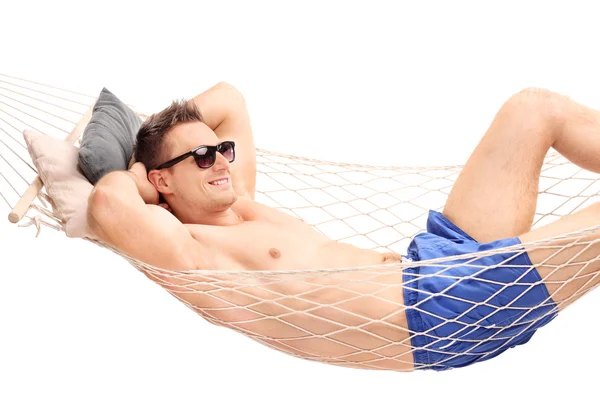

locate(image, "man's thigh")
[[519, 203, 600, 311], [443, 90, 555, 242]]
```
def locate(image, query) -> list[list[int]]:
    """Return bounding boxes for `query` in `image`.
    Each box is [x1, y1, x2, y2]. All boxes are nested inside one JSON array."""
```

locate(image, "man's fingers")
[[158, 203, 173, 213], [129, 161, 147, 175]]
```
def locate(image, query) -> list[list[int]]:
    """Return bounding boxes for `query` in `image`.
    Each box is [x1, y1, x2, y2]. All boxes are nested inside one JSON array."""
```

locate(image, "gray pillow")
[[78, 88, 142, 185]]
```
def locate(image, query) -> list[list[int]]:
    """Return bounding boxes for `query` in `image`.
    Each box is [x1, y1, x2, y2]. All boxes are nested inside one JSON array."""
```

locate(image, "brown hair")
[[134, 100, 205, 170]]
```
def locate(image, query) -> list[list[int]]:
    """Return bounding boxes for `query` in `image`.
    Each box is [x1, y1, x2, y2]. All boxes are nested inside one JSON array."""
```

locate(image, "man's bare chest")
[[186, 200, 330, 271]]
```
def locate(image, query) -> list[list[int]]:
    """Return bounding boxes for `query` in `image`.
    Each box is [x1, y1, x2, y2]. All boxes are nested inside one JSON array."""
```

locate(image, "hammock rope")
[[2, 74, 600, 372]]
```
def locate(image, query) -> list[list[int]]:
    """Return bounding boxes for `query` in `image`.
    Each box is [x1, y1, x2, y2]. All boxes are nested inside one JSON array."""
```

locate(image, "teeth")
[[210, 178, 228, 186]]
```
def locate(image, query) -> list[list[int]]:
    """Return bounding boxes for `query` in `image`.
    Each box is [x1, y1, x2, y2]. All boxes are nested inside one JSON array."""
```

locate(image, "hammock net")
[[2, 73, 600, 372]]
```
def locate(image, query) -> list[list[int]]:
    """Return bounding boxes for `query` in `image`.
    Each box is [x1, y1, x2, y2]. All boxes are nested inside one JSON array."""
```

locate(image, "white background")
[[1, 1, 599, 399]]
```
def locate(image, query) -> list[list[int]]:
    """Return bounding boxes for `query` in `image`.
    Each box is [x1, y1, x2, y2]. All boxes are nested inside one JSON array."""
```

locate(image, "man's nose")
[[213, 151, 230, 169]]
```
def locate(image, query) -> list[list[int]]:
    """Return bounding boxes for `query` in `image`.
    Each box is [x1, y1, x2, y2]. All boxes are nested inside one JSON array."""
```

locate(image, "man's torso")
[[181, 197, 413, 370]]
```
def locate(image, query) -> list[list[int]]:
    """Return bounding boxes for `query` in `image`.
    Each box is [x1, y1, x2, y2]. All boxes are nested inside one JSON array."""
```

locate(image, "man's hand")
[[128, 162, 173, 212], [129, 162, 160, 205]]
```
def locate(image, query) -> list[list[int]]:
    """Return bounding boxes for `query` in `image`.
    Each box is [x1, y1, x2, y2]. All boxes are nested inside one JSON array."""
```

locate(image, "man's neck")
[[176, 207, 242, 226]]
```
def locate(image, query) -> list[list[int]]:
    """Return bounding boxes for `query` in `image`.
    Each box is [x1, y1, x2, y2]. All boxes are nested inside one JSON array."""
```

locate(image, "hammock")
[[2, 73, 600, 372]]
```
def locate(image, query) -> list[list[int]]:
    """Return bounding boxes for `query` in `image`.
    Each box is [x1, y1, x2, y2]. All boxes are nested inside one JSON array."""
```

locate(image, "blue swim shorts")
[[403, 210, 558, 371]]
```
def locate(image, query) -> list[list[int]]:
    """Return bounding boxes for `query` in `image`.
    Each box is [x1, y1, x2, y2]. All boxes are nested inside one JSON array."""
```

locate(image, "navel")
[[269, 248, 281, 259], [382, 252, 402, 263]]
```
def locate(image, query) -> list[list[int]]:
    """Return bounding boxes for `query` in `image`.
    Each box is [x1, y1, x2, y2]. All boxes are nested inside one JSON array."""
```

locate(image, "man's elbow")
[[87, 186, 116, 229], [215, 81, 246, 104], [215, 81, 237, 92]]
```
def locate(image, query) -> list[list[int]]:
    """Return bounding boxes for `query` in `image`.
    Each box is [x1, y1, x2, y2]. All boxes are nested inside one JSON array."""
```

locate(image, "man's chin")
[[214, 191, 238, 208], [227, 193, 239, 207]]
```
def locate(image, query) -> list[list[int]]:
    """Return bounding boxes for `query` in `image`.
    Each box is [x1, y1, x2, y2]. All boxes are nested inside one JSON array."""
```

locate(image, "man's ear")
[[147, 170, 174, 195]]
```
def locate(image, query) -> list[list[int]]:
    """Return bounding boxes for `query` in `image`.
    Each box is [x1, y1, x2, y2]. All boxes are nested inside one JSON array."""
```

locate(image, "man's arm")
[[192, 82, 257, 199], [87, 163, 209, 271]]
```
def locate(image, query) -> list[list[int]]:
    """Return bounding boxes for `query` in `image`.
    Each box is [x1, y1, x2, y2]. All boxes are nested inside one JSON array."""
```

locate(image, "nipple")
[[269, 248, 281, 259]]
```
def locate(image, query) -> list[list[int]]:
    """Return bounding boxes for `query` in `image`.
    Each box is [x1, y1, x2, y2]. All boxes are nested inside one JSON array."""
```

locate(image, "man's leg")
[[519, 204, 600, 310], [443, 87, 600, 243]]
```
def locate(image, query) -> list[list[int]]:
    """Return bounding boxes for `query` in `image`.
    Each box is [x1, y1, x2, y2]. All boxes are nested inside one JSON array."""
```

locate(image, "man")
[[87, 83, 600, 371]]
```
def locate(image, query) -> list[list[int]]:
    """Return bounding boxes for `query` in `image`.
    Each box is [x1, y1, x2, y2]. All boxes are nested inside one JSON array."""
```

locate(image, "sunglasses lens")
[[192, 142, 234, 168], [219, 142, 235, 162], [194, 147, 216, 168]]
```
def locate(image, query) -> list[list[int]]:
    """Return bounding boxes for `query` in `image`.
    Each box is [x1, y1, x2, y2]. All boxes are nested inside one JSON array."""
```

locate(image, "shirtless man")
[[88, 83, 600, 371]]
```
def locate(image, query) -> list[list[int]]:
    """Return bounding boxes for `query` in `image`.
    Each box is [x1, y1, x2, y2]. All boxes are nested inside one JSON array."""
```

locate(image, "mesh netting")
[[2, 73, 600, 371]]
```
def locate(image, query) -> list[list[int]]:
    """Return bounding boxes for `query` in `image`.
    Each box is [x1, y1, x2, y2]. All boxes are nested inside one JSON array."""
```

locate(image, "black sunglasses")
[[153, 141, 235, 170]]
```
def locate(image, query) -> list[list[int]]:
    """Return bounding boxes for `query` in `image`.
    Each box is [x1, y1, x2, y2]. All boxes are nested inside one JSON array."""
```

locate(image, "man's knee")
[[514, 87, 555, 100], [500, 87, 564, 129]]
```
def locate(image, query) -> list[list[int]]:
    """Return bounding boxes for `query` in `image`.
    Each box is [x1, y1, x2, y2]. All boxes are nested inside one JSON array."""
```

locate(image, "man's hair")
[[134, 99, 205, 170]]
